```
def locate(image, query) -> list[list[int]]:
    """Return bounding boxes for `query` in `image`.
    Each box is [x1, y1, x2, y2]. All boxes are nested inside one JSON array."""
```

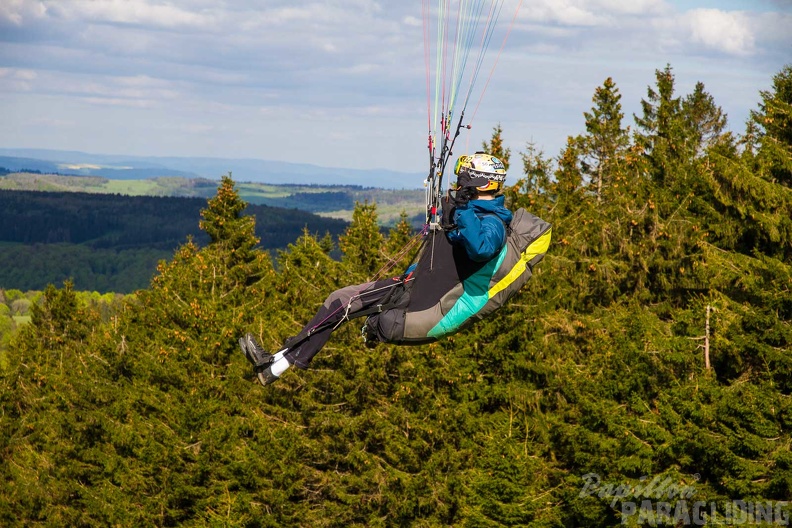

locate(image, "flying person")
[[239, 152, 551, 387]]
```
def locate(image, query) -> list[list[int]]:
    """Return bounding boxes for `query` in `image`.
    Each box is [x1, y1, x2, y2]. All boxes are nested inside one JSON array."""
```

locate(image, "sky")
[[1, 0, 791, 176]]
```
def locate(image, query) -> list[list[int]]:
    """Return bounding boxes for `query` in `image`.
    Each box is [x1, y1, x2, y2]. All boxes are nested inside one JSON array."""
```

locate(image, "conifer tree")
[[318, 231, 335, 254], [125, 174, 275, 366], [481, 123, 511, 170], [199, 173, 263, 286], [683, 81, 727, 158], [519, 141, 552, 197], [553, 137, 585, 217], [27, 280, 88, 348], [107, 176, 285, 524], [338, 200, 385, 279], [752, 64, 792, 187], [634, 64, 690, 189], [384, 211, 418, 272], [272, 227, 347, 342], [580, 77, 630, 204], [0, 282, 119, 525], [705, 135, 792, 260], [571, 78, 658, 301], [503, 141, 554, 230]]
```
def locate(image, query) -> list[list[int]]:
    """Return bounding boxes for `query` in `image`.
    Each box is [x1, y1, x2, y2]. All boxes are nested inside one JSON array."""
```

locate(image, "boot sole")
[[257, 367, 279, 386]]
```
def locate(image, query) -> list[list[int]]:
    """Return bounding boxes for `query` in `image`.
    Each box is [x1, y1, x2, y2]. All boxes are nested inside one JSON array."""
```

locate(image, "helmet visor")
[[455, 166, 506, 189]]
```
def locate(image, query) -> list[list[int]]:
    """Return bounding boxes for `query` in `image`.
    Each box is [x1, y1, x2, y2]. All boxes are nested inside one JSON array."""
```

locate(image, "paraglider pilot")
[[239, 152, 545, 387]]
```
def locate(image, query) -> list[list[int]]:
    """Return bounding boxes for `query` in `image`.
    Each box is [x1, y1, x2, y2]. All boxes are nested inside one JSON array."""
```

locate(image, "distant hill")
[[0, 148, 426, 189], [0, 154, 198, 180], [0, 156, 69, 175], [0, 171, 427, 226], [0, 189, 349, 293]]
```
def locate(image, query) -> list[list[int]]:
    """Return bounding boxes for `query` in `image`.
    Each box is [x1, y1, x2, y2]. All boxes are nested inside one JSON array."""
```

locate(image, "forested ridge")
[[0, 190, 348, 292], [0, 171, 426, 225], [0, 64, 790, 526]]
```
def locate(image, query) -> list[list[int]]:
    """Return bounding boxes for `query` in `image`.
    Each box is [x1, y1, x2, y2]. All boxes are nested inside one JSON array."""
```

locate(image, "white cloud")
[[592, 0, 669, 16], [80, 96, 154, 108], [1, 0, 791, 171], [687, 8, 755, 56], [518, 0, 670, 27], [0, 0, 46, 26], [180, 123, 214, 134], [521, 0, 609, 26], [0, 68, 182, 108], [44, 0, 216, 29], [13, 69, 38, 81], [0, 67, 38, 91], [0, 68, 37, 80], [340, 63, 382, 75], [403, 15, 422, 27]]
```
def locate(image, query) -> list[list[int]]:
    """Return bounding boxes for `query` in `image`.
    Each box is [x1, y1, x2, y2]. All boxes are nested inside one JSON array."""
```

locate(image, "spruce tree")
[[338, 200, 385, 280], [125, 174, 275, 366], [752, 64, 792, 188], [683, 81, 728, 158], [634, 64, 690, 189], [272, 227, 347, 343], [481, 123, 511, 170], [552, 137, 585, 219], [199, 173, 264, 287], [580, 77, 631, 204], [106, 176, 281, 523], [384, 211, 418, 273], [505, 141, 553, 214], [0, 282, 124, 525]]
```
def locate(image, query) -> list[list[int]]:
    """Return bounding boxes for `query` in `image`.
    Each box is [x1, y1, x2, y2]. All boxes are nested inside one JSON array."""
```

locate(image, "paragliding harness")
[[361, 206, 551, 346]]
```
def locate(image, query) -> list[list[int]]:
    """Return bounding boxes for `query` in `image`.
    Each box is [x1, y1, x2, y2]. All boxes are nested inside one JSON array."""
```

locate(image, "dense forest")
[[0, 288, 126, 364], [0, 190, 348, 292], [0, 171, 427, 225], [0, 64, 790, 526]]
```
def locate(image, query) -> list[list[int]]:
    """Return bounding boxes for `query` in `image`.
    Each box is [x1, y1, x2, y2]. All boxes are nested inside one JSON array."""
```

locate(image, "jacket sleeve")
[[453, 206, 507, 262]]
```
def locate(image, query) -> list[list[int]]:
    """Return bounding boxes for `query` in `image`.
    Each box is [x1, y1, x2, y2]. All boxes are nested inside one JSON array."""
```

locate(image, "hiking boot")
[[238, 333, 274, 369], [239, 334, 290, 387]]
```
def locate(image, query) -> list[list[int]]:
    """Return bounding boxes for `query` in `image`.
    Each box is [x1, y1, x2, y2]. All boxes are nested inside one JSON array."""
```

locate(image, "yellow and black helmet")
[[453, 152, 507, 193]]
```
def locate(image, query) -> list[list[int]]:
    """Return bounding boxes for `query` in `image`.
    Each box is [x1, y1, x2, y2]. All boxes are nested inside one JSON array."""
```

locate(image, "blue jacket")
[[447, 195, 513, 262]]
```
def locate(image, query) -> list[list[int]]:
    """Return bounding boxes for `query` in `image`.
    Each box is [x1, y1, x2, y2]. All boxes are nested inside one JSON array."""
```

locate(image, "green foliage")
[[482, 122, 512, 170], [579, 76, 631, 204], [0, 244, 170, 293], [384, 211, 419, 272], [1, 65, 791, 526], [682, 81, 727, 157], [752, 65, 792, 188], [339, 201, 386, 280]]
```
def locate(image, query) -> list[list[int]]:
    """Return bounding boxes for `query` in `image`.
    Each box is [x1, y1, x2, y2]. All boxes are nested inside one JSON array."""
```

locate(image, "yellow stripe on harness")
[[488, 228, 552, 299]]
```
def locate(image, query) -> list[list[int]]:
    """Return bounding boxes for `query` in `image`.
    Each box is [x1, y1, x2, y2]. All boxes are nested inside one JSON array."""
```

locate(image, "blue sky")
[[1, 0, 790, 177]]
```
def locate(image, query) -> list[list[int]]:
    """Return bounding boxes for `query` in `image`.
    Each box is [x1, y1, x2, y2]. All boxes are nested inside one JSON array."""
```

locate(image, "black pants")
[[284, 278, 404, 369]]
